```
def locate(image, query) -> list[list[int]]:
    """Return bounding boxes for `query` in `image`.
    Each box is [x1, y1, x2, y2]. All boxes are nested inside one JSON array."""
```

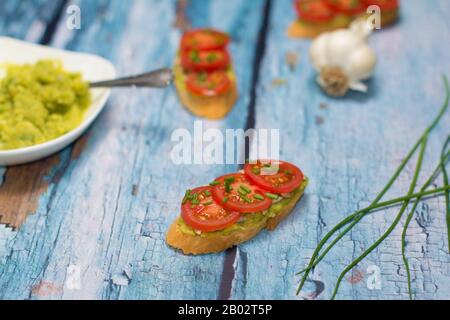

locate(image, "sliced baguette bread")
[[173, 61, 238, 120], [166, 180, 307, 255]]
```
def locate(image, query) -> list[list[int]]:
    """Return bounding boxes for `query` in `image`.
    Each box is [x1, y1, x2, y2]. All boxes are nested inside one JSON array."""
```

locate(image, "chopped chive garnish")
[[203, 201, 213, 206], [240, 185, 251, 194], [209, 181, 220, 186], [266, 193, 279, 200], [206, 53, 218, 63], [238, 189, 247, 197], [222, 197, 229, 203], [225, 184, 233, 193], [190, 50, 201, 63], [204, 190, 211, 196], [254, 194, 265, 201], [191, 199, 200, 205], [182, 190, 191, 204], [224, 177, 235, 184], [251, 167, 260, 175], [241, 195, 252, 203]]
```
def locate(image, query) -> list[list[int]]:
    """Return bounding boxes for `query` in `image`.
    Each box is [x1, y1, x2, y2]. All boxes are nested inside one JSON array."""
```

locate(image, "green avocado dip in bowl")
[[0, 60, 91, 151], [0, 37, 115, 166]]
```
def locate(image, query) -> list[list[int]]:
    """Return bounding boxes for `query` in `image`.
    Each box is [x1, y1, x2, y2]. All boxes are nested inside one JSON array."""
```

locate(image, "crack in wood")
[[0, 156, 60, 229], [39, 0, 68, 45], [218, 0, 273, 301]]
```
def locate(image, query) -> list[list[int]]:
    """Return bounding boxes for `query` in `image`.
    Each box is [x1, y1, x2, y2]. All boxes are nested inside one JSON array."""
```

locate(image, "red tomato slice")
[[244, 160, 305, 194], [181, 29, 230, 51], [325, 0, 366, 16], [181, 186, 240, 232], [181, 49, 230, 72], [361, 0, 399, 11], [186, 71, 231, 97], [211, 173, 272, 213], [295, 0, 335, 23]]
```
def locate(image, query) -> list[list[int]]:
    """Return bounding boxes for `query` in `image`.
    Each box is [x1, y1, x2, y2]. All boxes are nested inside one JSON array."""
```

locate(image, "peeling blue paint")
[[0, 0, 449, 300]]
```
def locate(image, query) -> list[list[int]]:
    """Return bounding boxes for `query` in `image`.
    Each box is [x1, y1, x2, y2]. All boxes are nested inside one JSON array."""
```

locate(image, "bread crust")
[[288, 20, 338, 39], [380, 8, 398, 27], [266, 188, 304, 230], [287, 16, 349, 39], [166, 189, 305, 255], [173, 58, 238, 120], [175, 78, 238, 120]]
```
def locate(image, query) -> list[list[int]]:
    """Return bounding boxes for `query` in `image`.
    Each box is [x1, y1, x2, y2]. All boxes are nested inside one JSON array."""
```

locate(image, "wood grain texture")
[[0, 157, 60, 229], [0, 0, 449, 300], [228, 0, 450, 300], [0, 0, 65, 42], [0, 0, 68, 230], [0, 0, 67, 282], [0, 0, 265, 300]]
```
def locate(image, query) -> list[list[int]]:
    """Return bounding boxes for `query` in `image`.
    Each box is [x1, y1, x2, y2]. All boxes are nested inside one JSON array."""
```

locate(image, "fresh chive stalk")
[[330, 137, 427, 300], [441, 137, 450, 253], [295, 185, 450, 275], [297, 76, 450, 299], [401, 140, 449, 299]]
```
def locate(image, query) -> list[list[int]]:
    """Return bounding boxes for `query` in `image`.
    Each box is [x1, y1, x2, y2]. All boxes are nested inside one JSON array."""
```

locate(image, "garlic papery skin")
[[310, 20, 377, 97]]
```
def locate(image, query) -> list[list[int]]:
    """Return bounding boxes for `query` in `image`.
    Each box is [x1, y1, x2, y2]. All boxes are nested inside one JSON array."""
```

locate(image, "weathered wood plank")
[[0, 0, 65, 42], [0, 0, 66, 223], [0, 0, 66, 278], [2, 0, 448, 301], [229, 0, 450, 300], [0, 0, 265, 300]]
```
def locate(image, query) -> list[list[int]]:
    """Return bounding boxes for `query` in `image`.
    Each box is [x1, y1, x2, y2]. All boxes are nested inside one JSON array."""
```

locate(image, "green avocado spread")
[[0, 60, 91, 150], [178, 178, 309, 237]]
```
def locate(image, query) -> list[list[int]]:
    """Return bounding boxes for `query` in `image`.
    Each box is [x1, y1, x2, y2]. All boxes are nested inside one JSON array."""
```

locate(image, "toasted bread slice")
[[174, 60, 238, 120], [287, 16, 350, 38], [380, 8, 399, 27], [287, 9, 399, 39], [166, 185, 306, 255]]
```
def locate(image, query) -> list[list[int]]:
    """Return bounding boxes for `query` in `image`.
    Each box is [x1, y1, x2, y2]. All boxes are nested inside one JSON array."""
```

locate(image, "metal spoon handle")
[[89, 68, 173, 88]]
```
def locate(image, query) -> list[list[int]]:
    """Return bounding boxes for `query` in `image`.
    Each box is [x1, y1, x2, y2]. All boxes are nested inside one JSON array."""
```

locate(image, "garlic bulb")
[[310, 19, 376, 97]]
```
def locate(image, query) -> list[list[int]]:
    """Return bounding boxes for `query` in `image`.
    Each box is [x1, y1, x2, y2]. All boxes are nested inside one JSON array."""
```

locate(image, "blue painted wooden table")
[[0, 0, 449, 300]]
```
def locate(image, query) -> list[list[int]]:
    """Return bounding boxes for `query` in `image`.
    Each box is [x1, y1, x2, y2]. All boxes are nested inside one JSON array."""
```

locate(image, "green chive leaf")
[[266, 193, 279, 200], [254, 194, 265, 201]]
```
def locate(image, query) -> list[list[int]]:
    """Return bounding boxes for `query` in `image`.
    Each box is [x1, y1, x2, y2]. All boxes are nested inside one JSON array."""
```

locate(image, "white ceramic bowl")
[[0, 37, 116, 166]]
